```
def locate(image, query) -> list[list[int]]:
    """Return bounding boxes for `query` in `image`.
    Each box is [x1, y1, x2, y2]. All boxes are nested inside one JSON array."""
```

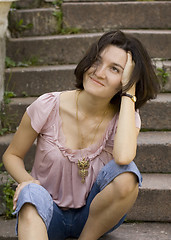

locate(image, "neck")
[[76, 90, 113, 117]]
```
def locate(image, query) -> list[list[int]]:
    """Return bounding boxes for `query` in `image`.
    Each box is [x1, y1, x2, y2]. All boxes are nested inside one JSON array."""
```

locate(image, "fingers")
[[121, 52, 135, 87], [13, 180, 40, 210]]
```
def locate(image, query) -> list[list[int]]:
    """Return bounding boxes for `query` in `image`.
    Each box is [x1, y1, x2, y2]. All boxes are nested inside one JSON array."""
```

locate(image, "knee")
[[19, 203, 38, 224], [112, 172, 139, 199]]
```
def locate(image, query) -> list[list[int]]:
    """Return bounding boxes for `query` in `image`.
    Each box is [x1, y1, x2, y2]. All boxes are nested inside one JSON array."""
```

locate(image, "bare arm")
[[2, 112, 38, 183], [113, 53, 140, 165]]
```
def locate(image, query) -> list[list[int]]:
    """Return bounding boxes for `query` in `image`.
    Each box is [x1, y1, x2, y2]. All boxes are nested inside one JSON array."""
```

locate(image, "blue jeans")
[[13, 160, 142, 239]]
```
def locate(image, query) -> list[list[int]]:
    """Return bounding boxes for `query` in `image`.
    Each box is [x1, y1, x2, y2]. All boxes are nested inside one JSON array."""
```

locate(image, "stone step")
[[0, 174, 170, 222], [140, 93, 171, 130], [153, 59, 171, 92], [6, 30, 171, 65], [4, 60, 171, 97], [8, 1, 171, 37], [1, 93, 171, 131], [127, 173, 171, 222], [135, 131, 171, 173], [0, 219, 170, 240], [62, 1, 171, 31], [8, 8, 59, 37], [0, 131, 170, 173], [14, 0, 52, 9], [5, 65, 76, 97]]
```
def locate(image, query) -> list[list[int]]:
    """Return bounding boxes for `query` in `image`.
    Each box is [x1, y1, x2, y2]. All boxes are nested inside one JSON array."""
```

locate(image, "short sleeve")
[[26, 92, 59, 133], [135, 110, 141, 129]]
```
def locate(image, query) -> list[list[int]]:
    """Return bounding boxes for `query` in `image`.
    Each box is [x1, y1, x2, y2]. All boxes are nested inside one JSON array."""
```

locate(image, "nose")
[[94, 64, 106, 79]]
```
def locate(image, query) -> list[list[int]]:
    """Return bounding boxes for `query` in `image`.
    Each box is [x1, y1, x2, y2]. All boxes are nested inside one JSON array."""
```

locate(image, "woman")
[[3, 30, 160, 240]]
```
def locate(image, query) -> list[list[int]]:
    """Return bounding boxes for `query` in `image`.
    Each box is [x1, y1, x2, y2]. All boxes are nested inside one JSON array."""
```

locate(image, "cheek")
[[110, 73, 122, 85], [109, 74, 122, 91]]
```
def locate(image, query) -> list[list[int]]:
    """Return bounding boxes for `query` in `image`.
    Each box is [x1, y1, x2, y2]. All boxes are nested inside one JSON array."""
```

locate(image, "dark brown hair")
[[74, 30, 160, 110]]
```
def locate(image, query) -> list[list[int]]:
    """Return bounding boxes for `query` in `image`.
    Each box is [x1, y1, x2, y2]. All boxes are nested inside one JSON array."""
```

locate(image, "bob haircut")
[[74, 30, 160, 111]]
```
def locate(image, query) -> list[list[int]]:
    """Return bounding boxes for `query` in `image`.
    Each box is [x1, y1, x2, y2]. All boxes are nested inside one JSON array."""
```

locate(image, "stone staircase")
[[0, 0, 171, 239]]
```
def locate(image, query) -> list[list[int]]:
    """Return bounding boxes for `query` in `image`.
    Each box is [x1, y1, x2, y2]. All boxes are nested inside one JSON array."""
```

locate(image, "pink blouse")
[[27, 92, 141, 208]]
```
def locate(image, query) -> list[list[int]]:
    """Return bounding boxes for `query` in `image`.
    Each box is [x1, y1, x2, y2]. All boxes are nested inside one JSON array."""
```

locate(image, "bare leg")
[[18, 203, 48, 240], [79, 172, 139, 240]]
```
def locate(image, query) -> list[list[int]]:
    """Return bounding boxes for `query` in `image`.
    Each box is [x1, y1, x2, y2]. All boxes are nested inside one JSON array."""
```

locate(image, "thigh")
[[47, 203, 67, 240], [89, 160, 142, 233], [60, 182, 100, 238]]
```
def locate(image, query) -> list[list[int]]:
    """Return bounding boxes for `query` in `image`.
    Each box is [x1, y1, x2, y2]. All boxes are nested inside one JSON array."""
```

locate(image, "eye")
[[111, 66, 119, 73]]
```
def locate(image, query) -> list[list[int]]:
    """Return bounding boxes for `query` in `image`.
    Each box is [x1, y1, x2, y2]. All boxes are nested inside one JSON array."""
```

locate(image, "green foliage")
[[52, 0, 82, 34], [61, 27, 82, 35], [0, 164, 15, 219], [8, 16, 33, 37], [53, 0, 63, 8], [0, 128, 8, 136], [10, 2, 17, 9], [4, 91, 16, 104], [53, 10, 63, 33], [53, 9, 81, 34], [15, 19, 33, 33], [5, 56, 41, 68], [157, 67, 169, 88], [2, 178, 15, 218], [0, 91, 16, 135], [21, 91, 29, 97], [5, 57, 16, 68]]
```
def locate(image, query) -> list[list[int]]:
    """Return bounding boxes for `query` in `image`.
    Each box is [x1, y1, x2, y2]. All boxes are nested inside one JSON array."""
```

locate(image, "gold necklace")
[[76, 90, 108, 183]]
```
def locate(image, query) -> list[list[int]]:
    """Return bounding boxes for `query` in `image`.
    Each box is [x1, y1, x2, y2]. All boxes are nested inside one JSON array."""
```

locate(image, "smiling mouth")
[[90, 77, 104, 86]]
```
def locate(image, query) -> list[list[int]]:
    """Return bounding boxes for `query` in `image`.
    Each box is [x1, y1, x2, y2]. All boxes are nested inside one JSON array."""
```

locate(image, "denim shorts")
[[13, 160, 142, 239]]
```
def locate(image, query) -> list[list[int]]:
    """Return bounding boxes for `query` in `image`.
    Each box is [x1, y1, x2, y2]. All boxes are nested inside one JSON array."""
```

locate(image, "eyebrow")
[[112, 62, 124, 71]]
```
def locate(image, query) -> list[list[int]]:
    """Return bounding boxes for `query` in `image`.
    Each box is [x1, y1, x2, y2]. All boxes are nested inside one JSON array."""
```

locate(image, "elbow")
[[2, 152, 7, 165], [113, 152, 136, 165], [2, 150, 11, 167], [2, 152, 6, 163]]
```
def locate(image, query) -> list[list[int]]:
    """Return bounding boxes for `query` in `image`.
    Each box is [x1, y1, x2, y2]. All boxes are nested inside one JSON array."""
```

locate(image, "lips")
[[90, 76, 104, 86]]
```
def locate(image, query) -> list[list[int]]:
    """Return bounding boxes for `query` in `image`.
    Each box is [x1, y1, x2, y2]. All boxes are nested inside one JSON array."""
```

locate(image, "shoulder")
[[59, 90, 77, 116], [26, 92, 62, 133], [37, 92, 61, 104], [28, 92, 61, 110]]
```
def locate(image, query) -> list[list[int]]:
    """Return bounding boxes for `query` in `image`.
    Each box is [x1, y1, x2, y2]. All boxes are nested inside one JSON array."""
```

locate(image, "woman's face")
[[83, 44, 127, 100]]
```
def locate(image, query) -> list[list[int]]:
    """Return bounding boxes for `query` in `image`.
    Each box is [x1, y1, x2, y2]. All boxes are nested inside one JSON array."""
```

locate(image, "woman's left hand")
[[121, 52, 135, 88]]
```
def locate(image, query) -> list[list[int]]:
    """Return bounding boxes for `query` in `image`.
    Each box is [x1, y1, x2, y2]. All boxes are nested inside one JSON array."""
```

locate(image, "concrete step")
[[0, 131, 170, 173], [140, 93, 171, 130], [127, 173, 171, 222], [14, 0, 52, 9], [1, 93, 171, 131], [135, 131, 171, 173], [5, 65, 76, 97], [0, 133, 35, 172], [62, 1, 171, 31], [0, 174, 170, 222], [153, 59, 171, 92], [0, 220, 170, 240], [4, 60, 171, 97], [6, 30, 171, 65], [8, 8, 59, 37]]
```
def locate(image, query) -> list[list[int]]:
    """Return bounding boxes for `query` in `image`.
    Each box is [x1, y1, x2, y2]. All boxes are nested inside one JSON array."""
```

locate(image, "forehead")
[[100, 45, 127, 65]]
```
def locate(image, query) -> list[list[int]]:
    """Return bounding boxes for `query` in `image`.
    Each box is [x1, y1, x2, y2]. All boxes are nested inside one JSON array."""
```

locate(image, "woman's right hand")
[[121, 52, 135, 88], [13, 179, 40, 210]]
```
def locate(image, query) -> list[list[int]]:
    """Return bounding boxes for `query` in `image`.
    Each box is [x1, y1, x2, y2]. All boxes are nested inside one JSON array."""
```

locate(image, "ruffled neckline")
[[55, 92, 118, 163]]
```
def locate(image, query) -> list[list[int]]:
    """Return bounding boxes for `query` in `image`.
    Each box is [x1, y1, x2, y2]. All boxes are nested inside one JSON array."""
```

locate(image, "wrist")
[[122, 83, 135, 95], [121, 93, 136, 103]]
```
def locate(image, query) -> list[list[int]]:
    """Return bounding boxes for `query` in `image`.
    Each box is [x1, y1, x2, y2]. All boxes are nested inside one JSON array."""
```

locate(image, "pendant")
[[77, 158, 90, 183]]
